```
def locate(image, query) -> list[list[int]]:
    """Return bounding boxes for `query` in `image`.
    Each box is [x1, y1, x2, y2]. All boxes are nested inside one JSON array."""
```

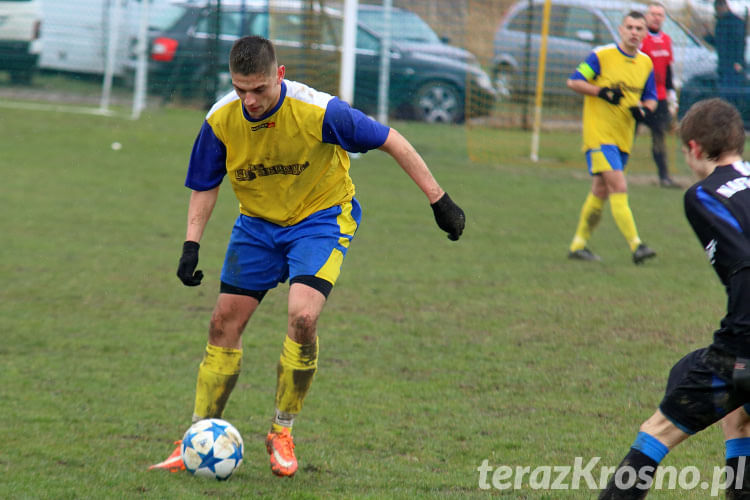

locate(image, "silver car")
[[492, 0, 717, 99]]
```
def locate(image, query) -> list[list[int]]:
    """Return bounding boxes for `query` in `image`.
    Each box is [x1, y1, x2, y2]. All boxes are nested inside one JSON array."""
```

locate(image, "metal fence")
[[1, 0, 742, 142], [0, 0, 496, 124]]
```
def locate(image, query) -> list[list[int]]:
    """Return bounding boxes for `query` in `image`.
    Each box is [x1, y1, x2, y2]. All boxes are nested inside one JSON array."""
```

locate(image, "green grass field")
[[0, 101, 741, 499]]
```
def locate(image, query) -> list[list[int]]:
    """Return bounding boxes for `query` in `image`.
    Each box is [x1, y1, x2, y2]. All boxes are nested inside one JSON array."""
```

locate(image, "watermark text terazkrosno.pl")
[[477, 456, 746, 497]]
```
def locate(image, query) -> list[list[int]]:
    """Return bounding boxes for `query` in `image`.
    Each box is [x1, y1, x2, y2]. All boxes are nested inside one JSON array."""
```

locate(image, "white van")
[[38, 0, 178, 78], [38, 0, 131, 77], [0, 0, 42, 83]]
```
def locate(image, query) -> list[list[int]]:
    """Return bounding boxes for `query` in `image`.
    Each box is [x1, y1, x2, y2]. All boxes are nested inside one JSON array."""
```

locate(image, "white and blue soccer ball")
[[181, 418, 244, 480]]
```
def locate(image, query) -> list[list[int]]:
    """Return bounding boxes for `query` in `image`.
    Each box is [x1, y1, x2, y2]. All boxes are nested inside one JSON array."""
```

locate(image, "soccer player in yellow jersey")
[[149, 36, 465, 477], [566, 10, 658, 264]]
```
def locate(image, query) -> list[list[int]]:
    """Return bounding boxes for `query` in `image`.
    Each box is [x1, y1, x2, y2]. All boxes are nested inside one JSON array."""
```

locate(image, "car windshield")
[[150, 5, 188, 30], [357, 9, 441, 43], [601, 9, 701, 48]]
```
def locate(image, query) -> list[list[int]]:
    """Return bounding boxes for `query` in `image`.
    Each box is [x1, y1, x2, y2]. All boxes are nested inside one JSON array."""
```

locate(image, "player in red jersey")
[[640, 1, 680, 188]]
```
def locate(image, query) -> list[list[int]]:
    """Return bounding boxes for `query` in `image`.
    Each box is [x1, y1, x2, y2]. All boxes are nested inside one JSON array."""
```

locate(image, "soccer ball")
[[181, 418, 244, 480]]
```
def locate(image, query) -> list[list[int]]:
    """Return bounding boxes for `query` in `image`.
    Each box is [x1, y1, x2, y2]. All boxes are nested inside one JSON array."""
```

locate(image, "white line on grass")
[[0, 99, 121, 117]]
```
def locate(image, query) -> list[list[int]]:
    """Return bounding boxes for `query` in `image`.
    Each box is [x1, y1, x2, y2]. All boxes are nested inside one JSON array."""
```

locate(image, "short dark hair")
[[229, 36, 277, 76], [679, 98, 745, 160], [625, 10, 646, 22]]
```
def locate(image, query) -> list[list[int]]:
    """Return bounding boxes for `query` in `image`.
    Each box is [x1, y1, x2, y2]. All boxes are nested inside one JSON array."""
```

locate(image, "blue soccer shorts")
[[220, 199, 361, 295], [586, 145, 629, 175]]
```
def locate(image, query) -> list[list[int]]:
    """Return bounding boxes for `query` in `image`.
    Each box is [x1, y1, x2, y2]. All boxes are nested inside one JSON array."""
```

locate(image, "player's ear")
[[277, 65, 285, 82], [687, 140, 703, 160]]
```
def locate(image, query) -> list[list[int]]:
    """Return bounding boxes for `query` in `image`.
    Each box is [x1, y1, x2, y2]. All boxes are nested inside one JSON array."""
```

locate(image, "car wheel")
[[493, 63, 513, 99], [413, 81, 464, 123]]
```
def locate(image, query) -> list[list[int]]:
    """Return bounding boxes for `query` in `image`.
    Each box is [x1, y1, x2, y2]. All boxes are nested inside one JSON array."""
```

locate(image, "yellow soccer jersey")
[[186, 80, 390, 226], [570, 43, 657, 153]]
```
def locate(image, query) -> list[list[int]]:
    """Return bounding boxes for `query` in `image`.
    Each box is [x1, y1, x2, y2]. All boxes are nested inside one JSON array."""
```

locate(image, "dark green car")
[[147, 0, 496, 123]]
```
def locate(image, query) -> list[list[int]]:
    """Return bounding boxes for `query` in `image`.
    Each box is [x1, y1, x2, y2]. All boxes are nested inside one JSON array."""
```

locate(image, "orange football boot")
[[265, 428, 298, 477]]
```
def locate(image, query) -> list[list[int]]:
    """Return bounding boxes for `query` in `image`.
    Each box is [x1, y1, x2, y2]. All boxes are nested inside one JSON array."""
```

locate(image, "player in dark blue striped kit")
[[600, 98, 750, 499]]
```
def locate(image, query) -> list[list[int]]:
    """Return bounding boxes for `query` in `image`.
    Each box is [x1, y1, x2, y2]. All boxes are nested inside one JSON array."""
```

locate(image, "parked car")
[[661, 0, 714, 33], [0, 0, 41, 84], [676, 26, 750, 127], [353, 3, 496, 122], [678, 72, 750, 127], [38, 0, 182, 78], [492, 0, 717, 100], [146, 0, 496, 123], [356, 3, 446, 45], [122, 0, 189, 85]]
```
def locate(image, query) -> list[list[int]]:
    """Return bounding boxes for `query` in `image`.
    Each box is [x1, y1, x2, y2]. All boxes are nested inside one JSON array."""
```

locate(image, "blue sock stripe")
[[726, 438, 750, 459], [632, 431, 669, 464]]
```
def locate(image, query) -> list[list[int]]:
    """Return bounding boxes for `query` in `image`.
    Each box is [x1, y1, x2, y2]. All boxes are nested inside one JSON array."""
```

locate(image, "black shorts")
[[659, 346, 750, 434], [645, 99, 671, 132]]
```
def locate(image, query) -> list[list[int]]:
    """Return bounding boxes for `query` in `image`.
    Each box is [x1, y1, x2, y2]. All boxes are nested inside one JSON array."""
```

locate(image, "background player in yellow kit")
[[566, 11, 658, 264], [149, 36, 465, 477]]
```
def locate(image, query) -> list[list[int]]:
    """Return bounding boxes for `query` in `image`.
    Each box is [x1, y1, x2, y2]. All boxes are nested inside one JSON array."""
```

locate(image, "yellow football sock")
[[272, 335, 318, 432], [570, 192, 605, 252], [193, 343, 242, 422], [610, 192, 642, 251]]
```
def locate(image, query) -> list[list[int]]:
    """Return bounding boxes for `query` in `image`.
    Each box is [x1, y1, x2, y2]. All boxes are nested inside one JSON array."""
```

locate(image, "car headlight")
[[472, 69, 495, 94]]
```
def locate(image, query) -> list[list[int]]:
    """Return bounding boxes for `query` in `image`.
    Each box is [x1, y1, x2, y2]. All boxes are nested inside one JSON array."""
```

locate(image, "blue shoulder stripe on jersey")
[[642, 71, 657, 101], [321, 97, 390, 153], [697, 185, 742, 232], [185, 120, 227, 191]]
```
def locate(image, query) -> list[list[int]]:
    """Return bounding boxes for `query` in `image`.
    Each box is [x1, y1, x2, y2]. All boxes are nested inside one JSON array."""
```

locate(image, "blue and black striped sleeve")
[[185, 121, 227, 191], [688, 185, 750, 334], [321, 97, 390, 153], [685, 185, 750, 282]]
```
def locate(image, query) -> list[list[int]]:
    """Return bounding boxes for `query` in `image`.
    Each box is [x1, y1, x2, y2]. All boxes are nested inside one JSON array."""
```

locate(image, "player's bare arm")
[[378, 128, 444, 203], [177, 186, 220, 287], [378, 128, 465, 241], [566, 78, 603, 97], [185, 186, 220, 243], [567, 79, 625, 105]]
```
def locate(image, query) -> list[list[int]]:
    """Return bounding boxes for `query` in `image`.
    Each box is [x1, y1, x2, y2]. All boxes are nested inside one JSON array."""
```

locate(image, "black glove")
[[597, 87, 623, 105], [431, 193, 465, 241], [629, 105, 655, 124], [177, 241, 204, 286]]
